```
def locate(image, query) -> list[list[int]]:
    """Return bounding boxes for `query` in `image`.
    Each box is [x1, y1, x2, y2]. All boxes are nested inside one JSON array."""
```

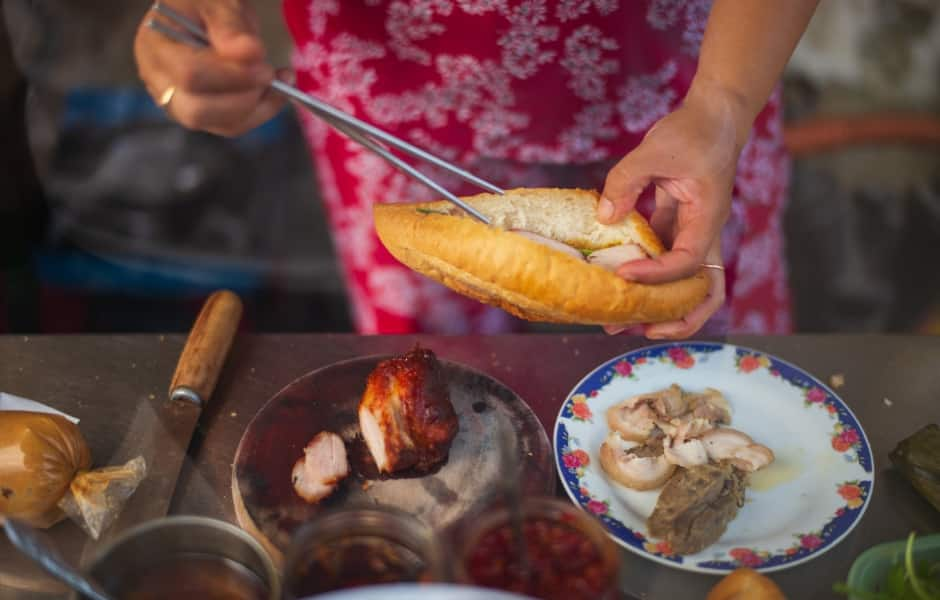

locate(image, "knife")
[[81, 289, 243, 549]]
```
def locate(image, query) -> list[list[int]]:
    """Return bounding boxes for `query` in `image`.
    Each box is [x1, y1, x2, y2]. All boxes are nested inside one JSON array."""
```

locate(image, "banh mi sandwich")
[[373, 188, 710, 325]]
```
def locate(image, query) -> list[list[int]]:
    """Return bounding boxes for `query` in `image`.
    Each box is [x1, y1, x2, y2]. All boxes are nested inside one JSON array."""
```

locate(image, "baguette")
[[373, 188, 710, 325]]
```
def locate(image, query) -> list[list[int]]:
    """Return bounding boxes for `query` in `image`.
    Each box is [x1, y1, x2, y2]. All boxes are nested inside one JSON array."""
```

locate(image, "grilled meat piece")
[[647, 462, 748, 555], [358, 347, 458, 474]]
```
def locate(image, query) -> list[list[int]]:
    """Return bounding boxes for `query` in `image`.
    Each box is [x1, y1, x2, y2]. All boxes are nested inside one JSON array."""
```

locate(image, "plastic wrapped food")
[[0, 411, 92, 528], [0, 411, 147, 537], [889, 424, 940, 513]]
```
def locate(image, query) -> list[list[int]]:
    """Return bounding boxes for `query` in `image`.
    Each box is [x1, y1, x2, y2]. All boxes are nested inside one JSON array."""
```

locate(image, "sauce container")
[[76, 516, 279, 600], [451, 496, 621, 600], [282, 505, 447, 599]]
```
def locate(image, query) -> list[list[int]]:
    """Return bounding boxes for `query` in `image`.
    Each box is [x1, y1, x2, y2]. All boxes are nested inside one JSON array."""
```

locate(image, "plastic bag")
[[0, 411, 147, 538], [58, 456, 147, 539]]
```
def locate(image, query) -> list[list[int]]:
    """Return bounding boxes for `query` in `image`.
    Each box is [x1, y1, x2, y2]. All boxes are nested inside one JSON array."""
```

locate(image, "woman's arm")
[[689, 0, 821, 147], [598, 1, 819, 339]]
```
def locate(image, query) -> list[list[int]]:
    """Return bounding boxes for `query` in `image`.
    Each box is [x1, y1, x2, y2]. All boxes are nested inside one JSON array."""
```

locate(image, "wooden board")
[[232, 354, 554, 564]]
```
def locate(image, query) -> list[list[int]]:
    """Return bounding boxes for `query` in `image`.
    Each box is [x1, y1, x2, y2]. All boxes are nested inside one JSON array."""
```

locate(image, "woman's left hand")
[[598, 81, 750, 339]]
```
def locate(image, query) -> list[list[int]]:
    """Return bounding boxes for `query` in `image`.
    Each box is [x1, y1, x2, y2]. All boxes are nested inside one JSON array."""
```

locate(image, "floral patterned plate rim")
[[553, 342, 874, 574]]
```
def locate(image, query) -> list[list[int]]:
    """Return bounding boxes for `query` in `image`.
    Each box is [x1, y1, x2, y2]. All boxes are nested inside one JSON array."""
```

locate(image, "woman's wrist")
[[684, 76, 757, 152]]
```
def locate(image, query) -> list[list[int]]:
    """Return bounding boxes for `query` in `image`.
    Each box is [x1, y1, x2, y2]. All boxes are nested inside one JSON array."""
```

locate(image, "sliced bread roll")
[[373, 188, 710, 325]]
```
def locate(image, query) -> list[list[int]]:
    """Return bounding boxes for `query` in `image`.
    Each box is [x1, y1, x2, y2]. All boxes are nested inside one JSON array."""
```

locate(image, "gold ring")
[[158, 86, 176, 109], [700, 263, 725, 271]]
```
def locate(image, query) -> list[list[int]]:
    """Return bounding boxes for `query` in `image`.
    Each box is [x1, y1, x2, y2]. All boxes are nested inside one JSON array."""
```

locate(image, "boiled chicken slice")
[[686, 388, 732, 424], [699, 428, 775, 472], [667, 415, 716, 443], [663, 436, 709, 468], [608, 384, 688, 442], [607, 402, 658, 442], [615, 384, 686, 417], [291, 431, 349, 503], [599, 432, 676, 490]]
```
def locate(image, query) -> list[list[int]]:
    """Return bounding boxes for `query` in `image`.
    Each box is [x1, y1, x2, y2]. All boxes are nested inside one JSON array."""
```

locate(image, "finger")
[[137, 23, 272, 96], [598, 148, 654, 224], [169, 86, 286, 136], [643, 266, 726, 339], [649, 187, 678, 245], [199, 0, 266, 62], [617, 204, 725, 284]]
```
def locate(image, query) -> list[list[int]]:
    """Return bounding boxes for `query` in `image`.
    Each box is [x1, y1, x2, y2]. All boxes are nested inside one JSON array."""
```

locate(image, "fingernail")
[[616, 266, 637, 282], [598, 197, 614, 222]]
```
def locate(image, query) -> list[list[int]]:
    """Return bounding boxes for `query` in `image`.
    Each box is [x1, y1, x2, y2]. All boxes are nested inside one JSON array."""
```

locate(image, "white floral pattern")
[[498, 0, 559, 79], [386, 0, 454, 66], [556, 0, 617, 22], [561, 25, 619, 101], [616, 60, 678, 133]]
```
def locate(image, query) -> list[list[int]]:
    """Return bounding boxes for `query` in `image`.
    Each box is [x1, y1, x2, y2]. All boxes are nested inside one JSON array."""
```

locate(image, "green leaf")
[[905, 532, 933, 600]]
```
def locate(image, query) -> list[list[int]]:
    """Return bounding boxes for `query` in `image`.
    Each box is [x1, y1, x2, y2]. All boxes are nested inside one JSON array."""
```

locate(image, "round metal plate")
[[233, 354, 554, 554]]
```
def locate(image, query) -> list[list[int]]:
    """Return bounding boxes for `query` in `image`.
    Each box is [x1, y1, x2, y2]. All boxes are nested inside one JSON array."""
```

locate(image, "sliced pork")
[[699, 428, 775, 472], [291, 431, 349, 503], [358, 347, 458, 474], [586, 243, 647, 271], [599, 433, 675, 490]]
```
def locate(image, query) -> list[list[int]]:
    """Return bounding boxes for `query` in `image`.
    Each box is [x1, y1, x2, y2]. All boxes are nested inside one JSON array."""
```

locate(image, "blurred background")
[[0, 0, 938, 335]]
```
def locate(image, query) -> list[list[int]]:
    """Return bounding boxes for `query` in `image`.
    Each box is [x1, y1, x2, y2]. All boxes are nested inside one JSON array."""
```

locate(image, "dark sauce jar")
[[282, 505, 447, 598]]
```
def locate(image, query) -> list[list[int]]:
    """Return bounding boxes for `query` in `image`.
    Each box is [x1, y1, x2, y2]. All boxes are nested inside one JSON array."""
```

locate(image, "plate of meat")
[[233, 346, 553, 561], [554, 342, 874, 574]]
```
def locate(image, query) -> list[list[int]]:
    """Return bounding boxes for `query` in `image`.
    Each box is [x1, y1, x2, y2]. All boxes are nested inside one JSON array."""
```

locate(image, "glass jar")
[[450, 496, 621, 600], [281, 505, 448, 599], [79, 516, 280, 600]]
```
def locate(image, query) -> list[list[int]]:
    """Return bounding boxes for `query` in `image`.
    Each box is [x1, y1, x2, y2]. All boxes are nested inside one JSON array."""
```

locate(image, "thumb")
[[200, 1, 265, 62], [599, 147, 654, 224]]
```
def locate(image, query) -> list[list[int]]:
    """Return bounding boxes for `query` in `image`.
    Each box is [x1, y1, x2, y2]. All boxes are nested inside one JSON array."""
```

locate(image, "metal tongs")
[[145, 1, 500, 224]]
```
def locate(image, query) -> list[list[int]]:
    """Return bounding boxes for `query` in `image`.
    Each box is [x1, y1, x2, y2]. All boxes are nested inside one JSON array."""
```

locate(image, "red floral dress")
[[282, 0, 792, 335]]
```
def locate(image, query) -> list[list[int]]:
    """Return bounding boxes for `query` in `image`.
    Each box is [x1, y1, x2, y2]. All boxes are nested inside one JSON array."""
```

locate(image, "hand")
[[133, 0, 287, 136], [598, 82, 750, 339]]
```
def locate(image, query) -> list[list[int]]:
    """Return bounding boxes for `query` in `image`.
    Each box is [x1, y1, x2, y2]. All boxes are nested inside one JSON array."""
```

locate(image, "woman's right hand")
[[133, 0, 287, 136]]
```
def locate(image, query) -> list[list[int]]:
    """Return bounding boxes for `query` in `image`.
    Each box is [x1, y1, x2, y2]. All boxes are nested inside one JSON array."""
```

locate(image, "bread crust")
[[373, 189, 710, 325]]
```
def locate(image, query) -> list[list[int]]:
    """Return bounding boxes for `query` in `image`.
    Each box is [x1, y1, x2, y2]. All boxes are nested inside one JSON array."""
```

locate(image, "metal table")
[[1, 334, 938, 599]]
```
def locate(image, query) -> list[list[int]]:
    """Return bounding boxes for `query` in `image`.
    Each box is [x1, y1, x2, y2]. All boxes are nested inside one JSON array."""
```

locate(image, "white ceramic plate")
[[554, 342, 874, 574]]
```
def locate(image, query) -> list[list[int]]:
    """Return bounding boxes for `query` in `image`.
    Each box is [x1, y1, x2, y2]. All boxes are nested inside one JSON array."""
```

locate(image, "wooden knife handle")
[[169, 290, 243, 405]]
